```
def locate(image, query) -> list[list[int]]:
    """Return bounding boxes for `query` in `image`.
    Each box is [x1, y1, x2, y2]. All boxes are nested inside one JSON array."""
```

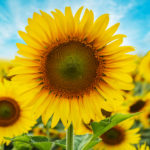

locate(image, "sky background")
[[0, 0, 150, 59]]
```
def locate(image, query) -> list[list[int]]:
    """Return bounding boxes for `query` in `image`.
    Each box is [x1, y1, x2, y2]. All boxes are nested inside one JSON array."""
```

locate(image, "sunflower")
[[75, 99, 127, 135], [139, 108, 150, 128], [33, 126, 47, 136], [0, 81, 36, 144], [122, 90, 134, 102], [33, 126, 65, 139], [137, 144, 150, 150], [94, 119, 140, 150], [75, 120, 93, 135], [0, 59, 14, 82], [49, 129, 66, 139], [131, 55, 144, 83], [126, 93, 150, 116], [139, 51, 150, 82], [101, 99, 127, 118], [10, 7, 135, 129]]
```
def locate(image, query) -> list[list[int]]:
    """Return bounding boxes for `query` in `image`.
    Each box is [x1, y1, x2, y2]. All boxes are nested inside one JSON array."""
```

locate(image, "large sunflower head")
[[0, 81, 36, 144], [139, 51, 150, 82], [10, 7, 135, 129], [94, 119, 140, 150]]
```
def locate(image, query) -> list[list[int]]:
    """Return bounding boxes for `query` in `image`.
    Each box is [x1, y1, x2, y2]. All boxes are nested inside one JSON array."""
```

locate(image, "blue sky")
[[0, 0, 150, 59]]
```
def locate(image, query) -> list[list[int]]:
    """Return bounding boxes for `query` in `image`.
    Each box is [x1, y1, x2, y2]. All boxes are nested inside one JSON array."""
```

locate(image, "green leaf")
[[92, 113, 140, 138], [83, 137, 101, 150], [10, 135, 52, 150], [33, 142, 52, 150], [30, 136, 52, 150], [8, 135, 32, 150], [54, 135, 101, 150], [4, 137, 12, 140], [76, 135, 101, 150], [12, 142, 32, 150], [74, 135, 91, 150], [133, 82, 143, 96], [82, 113, 140, 150], [54, 139, 66, 149], [12, 135, 31, 143], [73, 134, 101, 150], [30, 136, 49, 143]]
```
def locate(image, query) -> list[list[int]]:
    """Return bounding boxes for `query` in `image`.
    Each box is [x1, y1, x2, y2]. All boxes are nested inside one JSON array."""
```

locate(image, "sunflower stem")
[[66, 124, 74, 150]]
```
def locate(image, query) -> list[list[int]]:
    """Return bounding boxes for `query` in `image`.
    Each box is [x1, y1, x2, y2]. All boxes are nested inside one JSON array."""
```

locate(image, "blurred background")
[[0, 0, 150, 150], [0, 0, 150, 59]]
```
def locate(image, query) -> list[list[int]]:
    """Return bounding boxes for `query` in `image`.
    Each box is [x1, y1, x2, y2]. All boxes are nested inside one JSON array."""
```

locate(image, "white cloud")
[[0, 0, 143, 59], [70, 0, 138, 48], [143, 32, 150, 44], [69, 0, 136, 24]]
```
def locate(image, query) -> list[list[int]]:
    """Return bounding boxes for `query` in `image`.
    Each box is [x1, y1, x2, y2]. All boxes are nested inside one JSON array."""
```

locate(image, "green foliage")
[[74, 135, 101, 150], [52, 134, 101, 150], [81, 113, 140, 150], [32, 142, 52, 150], [7, 135, 52, 150], [30, 136, 49, 142], [5, 113, 139, 150], [54, 139, 66, 149], [134, 82, 150, 96], [12, 142, 32, 150], [140, 128, 150, 145]]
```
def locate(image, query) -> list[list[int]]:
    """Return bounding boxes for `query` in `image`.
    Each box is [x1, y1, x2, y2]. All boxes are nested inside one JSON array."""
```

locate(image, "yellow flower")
[[94, 119, 140, 150], [126, 93, 150, 116], [33, 127, 47, 136], [33, 126, 66, 139], [137, 144, 150, 150], [122, 91, 135, 104], [0, 81, 36, 144], [140, 109, 150, 128], [0, 59, 14, 82], [139, 51, 150, 82], [11, 7, 135, 129], [102, 99, 127, 117], [131, 55, 143, 82], [75, 99, 127, 135], [49, 129, 66, 139], [139, 94, 150, 127], [75, 120, 93, 135]]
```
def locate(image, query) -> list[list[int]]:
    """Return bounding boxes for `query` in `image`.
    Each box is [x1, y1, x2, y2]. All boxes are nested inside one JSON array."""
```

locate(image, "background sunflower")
[[0, 81, 36, 144], [94, 119, 140, 150]]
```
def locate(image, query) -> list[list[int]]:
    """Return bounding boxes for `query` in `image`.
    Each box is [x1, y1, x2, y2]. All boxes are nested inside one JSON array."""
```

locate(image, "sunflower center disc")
[[0, 98, 20, 127], [45, 41, 99, 97], [148, 114, 150, 119], [101, 127, 125, 145], [129, 100, 146, 113], [101, 109, 112, 118]]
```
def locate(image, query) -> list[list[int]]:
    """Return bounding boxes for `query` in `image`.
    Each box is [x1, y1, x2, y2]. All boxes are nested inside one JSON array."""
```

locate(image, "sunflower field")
[[0, 4, 150, 150]]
